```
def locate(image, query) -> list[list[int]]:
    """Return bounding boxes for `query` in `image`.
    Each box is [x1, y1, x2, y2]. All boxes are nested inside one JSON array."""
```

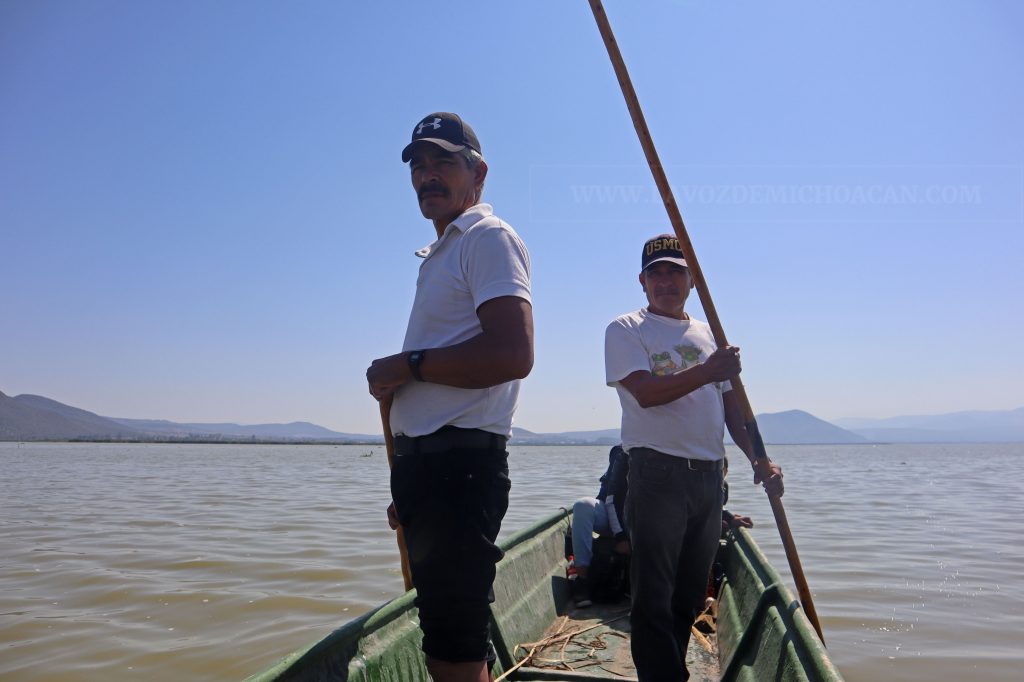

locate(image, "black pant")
[[626, 449, 723, 682], [390, 441, 510, 663]]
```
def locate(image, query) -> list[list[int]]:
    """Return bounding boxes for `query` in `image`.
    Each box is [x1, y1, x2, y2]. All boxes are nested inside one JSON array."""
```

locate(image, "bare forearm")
[[417, 330, 533, 388], [724, 391, 756, 462], [726, 409, 755, 462], [367, 297, 533, 400], [619, 346, 741, 409], [724, 391, 784, 495], [624, 365, 712, 408]]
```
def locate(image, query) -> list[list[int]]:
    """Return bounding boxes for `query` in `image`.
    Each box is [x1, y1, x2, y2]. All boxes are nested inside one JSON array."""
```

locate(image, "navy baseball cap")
[[641, 234, 688, 272], [401, 112, 482, 163]]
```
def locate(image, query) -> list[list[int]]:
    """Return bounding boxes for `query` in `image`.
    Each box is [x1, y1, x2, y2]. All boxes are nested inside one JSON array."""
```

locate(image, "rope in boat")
[[496, 599, 719, 679], [496, 609, 630, 680]]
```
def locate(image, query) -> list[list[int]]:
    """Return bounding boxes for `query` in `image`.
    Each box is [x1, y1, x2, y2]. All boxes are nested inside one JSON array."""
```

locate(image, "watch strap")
[[408, 349, 426, 382]]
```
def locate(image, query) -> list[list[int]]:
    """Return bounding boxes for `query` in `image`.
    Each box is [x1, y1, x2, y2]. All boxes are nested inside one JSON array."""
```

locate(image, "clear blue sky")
[[2, 1, 1022, 434]]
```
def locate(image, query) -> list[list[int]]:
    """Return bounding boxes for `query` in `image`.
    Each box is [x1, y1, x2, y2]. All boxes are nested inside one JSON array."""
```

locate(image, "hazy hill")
[[515, 411, 864, 445], [836, 407, 1024, 442], [0, 392, 141, 440], [0, 392, 380, 442], [110, 418, 372, 440], [750, 410, 867, 444], [511, 427, 620, 445]]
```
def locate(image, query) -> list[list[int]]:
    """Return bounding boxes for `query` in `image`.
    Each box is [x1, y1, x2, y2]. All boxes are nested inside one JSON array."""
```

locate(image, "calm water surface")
[[2, 442, 1022, 680]]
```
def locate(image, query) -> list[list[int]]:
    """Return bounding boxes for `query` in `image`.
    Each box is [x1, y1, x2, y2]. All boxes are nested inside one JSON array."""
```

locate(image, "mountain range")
[[2, 390, 1022, 444], [834, 407, 1024, 442], [0, 392, 379, 443]]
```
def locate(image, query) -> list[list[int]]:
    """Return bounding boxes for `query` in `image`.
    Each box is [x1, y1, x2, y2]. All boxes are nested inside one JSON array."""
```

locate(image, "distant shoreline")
[[12, 438, 1017, 446], [8, 391, 1021, 444], [3, 438, 385, 446]]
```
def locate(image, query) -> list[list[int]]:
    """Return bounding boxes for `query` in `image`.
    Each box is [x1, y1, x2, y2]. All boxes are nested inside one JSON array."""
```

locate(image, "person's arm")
[[618, 345, 740, 408], [725, 389, 784, 496], [603, 449, 628, 534], [604, 494, 625, 536], [725, 389, 753, 457], [367, 295, 533, 400], [605, 493, 631, 554], [604, 450, 631, 554], [722, 509, 753, 529], [386, 501, 400, 530]]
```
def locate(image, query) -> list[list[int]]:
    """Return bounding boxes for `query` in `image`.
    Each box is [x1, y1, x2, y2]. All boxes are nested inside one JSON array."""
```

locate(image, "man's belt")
[[393, 426, 507, 456], [630, 447, 724, 472]]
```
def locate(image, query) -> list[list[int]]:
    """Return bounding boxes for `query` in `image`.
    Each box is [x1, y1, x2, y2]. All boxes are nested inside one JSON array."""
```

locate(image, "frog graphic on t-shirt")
[[673, 344, 703, 369], [650, 351, 678, 376], [674, 343, 724, 390]]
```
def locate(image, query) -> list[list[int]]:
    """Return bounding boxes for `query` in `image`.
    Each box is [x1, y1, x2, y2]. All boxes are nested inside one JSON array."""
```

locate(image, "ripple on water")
[[3, 442, 1024, 681]]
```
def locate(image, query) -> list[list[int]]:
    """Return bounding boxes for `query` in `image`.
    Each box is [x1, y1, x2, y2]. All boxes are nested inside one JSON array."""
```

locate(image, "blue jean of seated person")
[[571, 497, 612, 568]]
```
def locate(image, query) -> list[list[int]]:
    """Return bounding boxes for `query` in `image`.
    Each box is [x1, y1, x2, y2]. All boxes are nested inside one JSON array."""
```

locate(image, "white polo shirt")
[[390, 203, 532, 438]]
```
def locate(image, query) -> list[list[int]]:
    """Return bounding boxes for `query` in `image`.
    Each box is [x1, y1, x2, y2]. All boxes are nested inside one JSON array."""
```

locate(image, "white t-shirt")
[[605, 308, 730, 461], [390, 203, 531, 438]]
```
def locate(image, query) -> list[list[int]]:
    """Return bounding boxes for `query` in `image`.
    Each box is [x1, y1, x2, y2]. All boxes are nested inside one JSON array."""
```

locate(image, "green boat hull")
[[245, 510, 842, 681]]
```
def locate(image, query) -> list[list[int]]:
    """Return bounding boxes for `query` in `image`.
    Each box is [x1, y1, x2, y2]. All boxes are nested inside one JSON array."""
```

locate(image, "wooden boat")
[[245, 510, 843, 681]]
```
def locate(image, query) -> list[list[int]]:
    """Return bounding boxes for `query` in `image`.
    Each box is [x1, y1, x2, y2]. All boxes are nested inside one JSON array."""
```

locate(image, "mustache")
[[418, 183, 449, 200]]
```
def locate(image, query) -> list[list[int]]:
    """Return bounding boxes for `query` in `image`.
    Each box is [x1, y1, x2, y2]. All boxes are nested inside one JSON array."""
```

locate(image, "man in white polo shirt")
[[605, 234, 782, 681], [366, 112, 533, 682]]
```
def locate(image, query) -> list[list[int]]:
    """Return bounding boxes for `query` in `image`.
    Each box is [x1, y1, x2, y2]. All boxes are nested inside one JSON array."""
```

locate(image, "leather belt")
[[393, 426, 507, 456], [630, 447, 724, 472]]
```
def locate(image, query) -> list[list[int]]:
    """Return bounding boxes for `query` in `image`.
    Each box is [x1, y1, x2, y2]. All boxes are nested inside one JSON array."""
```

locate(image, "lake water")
[[2, 442, 1022, 681]]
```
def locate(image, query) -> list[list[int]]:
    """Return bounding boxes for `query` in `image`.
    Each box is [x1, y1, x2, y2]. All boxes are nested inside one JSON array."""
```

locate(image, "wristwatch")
[[408, 349, 426, 382]]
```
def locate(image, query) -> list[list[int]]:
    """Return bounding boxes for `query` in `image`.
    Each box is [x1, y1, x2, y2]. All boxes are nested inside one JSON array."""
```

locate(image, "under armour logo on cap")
[[416, 117, 442, 135], [402, 112, 482, 163]]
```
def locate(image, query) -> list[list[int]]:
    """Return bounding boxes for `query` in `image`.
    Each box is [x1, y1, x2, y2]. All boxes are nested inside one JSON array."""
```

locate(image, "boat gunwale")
[[244, 511, 571, 681], [244, 510, 844, 681], [718, 527, 842, 681]]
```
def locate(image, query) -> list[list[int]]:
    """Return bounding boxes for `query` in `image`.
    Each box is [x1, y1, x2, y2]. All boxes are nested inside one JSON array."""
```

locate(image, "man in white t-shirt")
[[605, 234, 782, 681], [366, 112, 533, 682]]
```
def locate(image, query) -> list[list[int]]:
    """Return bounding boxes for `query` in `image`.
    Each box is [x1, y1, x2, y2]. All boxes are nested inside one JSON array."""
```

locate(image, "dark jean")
[[626, 449, 724, 682], [390, 440, 511, 664]]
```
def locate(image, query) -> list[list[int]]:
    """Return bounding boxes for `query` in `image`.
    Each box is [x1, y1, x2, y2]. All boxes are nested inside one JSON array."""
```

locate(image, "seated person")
[[571, 452, 754, 609], [571, 444, 629, 607]]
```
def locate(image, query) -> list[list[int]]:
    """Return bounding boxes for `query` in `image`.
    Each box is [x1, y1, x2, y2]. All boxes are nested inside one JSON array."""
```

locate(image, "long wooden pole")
[[587, 0, 825, 643], [380, 397, 414, 591]]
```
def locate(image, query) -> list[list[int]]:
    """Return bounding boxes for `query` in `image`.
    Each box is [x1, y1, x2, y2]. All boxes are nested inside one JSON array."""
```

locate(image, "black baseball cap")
[[401, 112, 482, 163], [641, 234, 688, 272]]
